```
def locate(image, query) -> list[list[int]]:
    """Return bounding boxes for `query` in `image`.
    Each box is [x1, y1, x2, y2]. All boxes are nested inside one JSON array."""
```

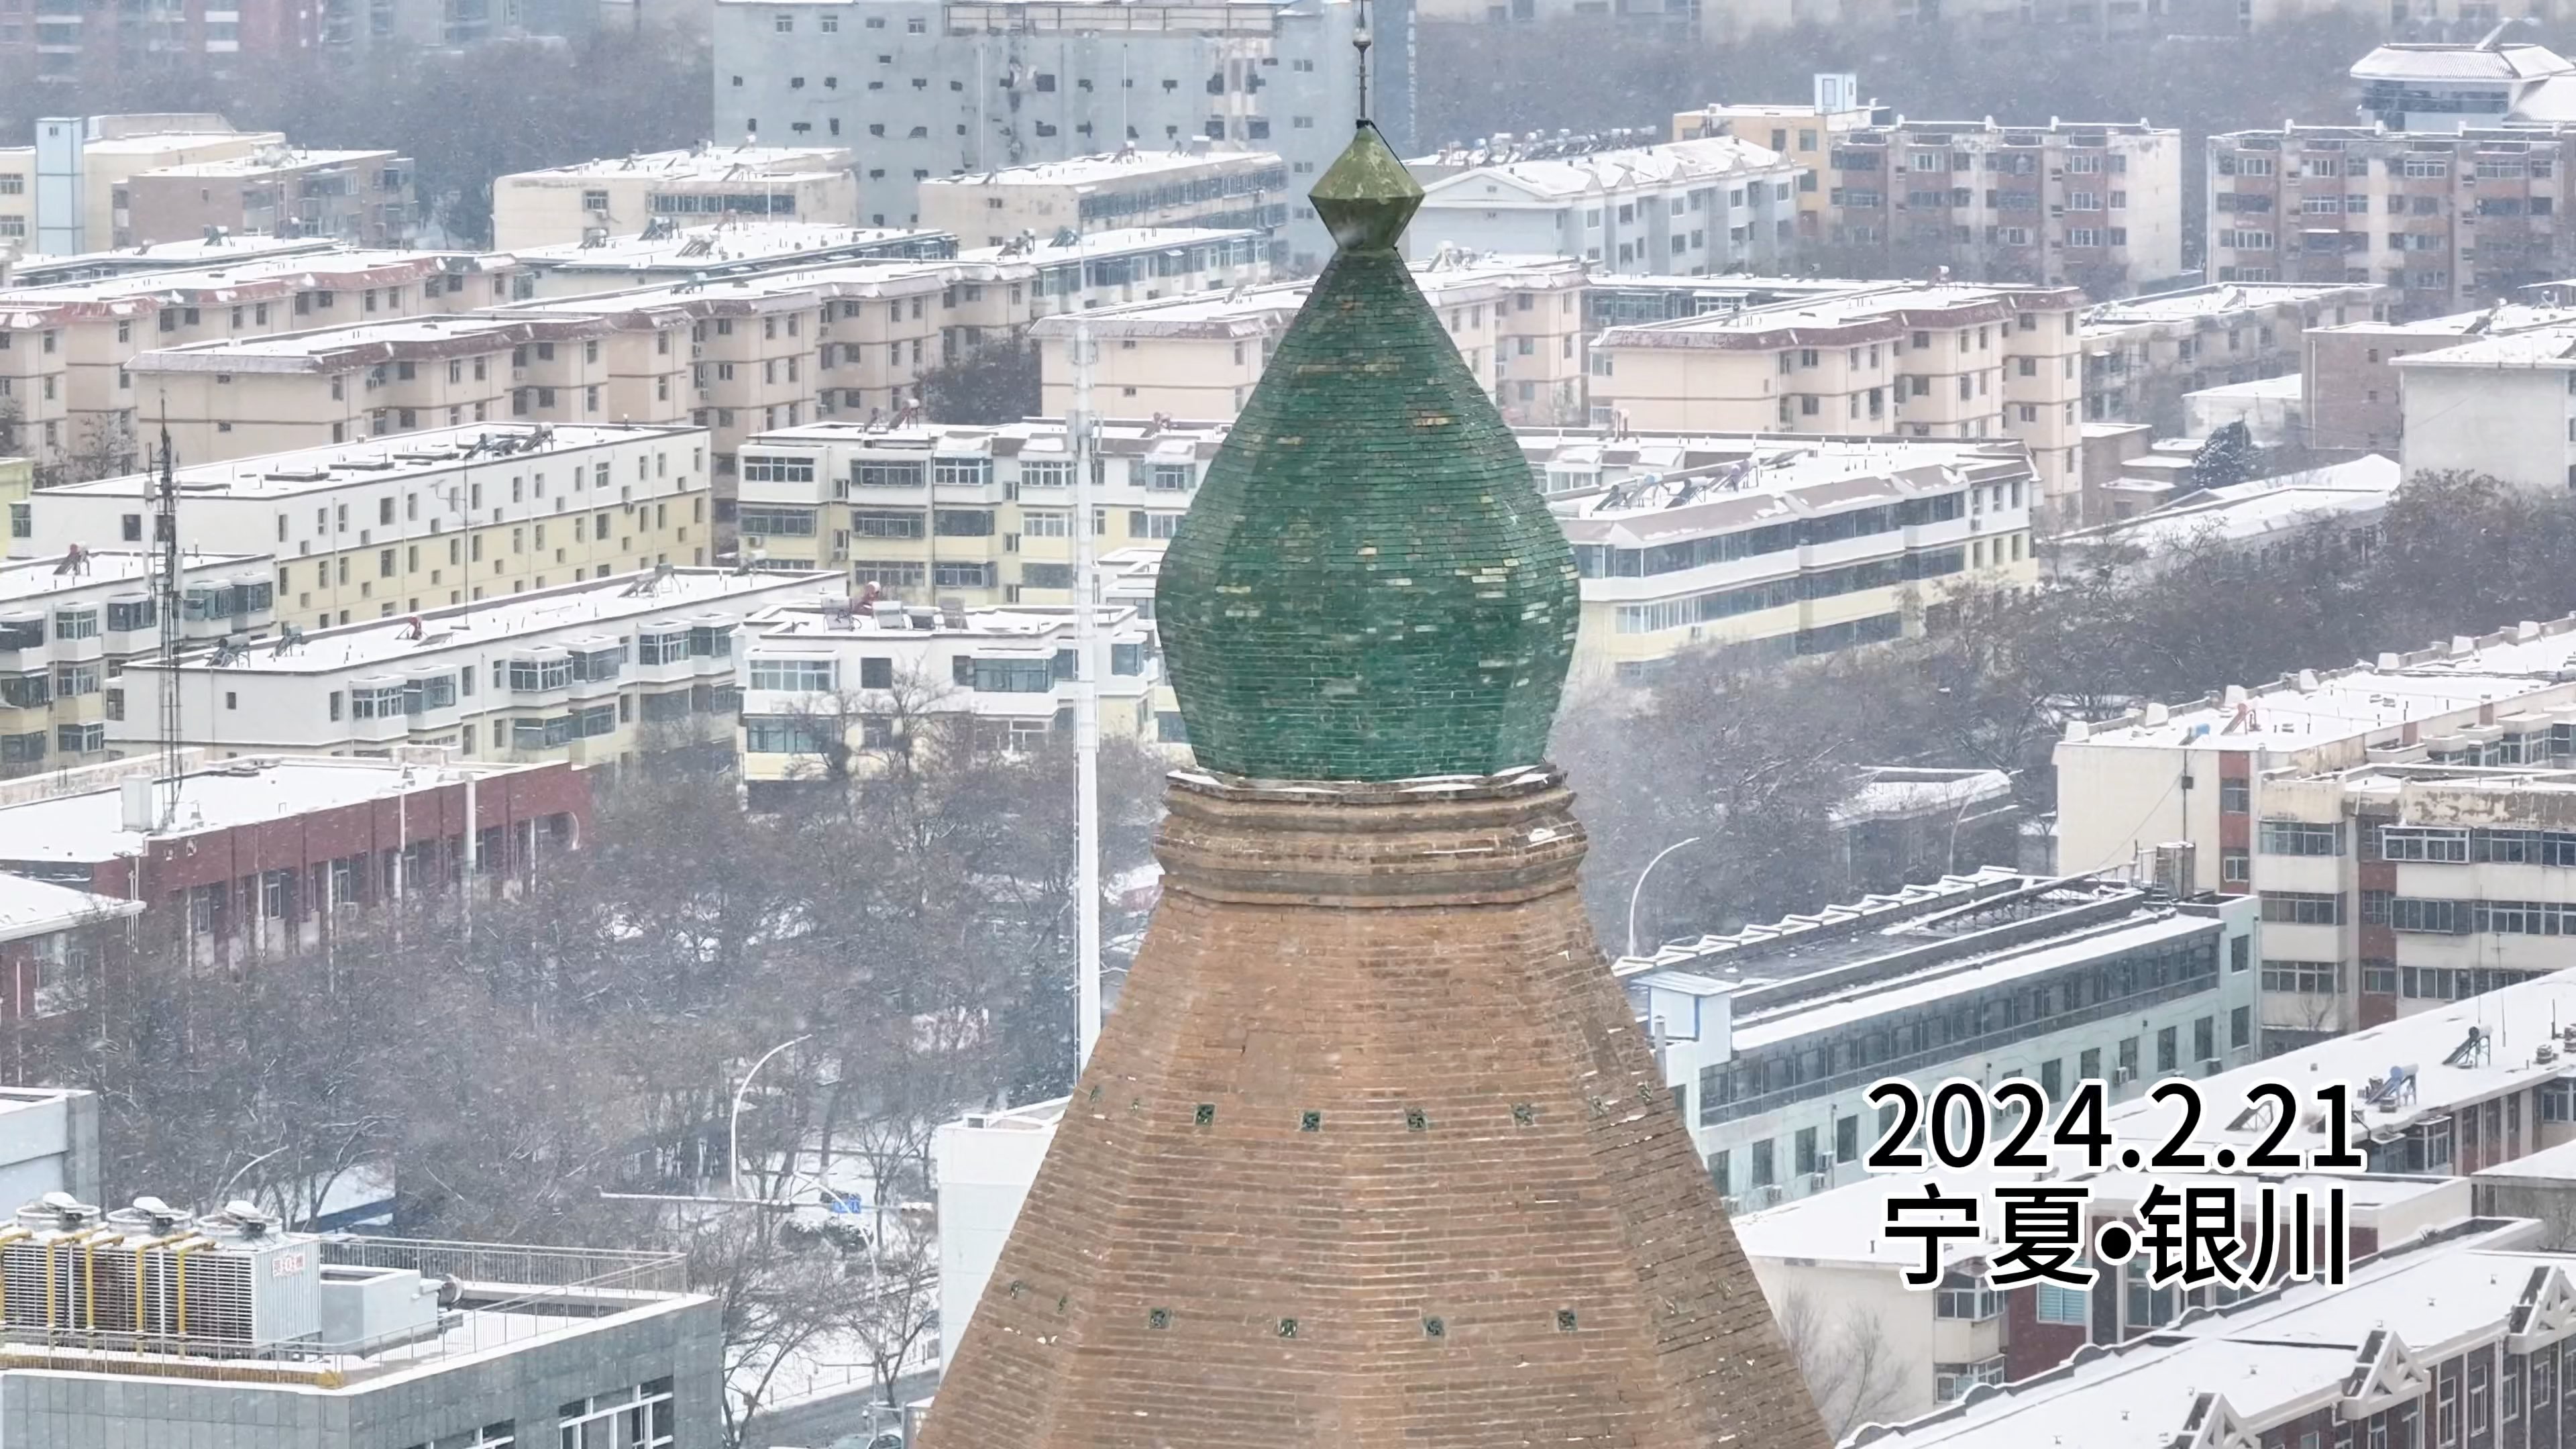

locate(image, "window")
[[557, 1381, 674, 1449], [2379, 826, 2467, 862], [1934, 1359, 2005, 1401], [2231, 1006, 2251, 1049], [2033, 1284, 2086, 1324], [2257, 820, 2342, 856], [2259, 960, 2341, 995], [2218, 776, 2249, 814], [1935, 1273, 1998, 1322], [2259, 892, 2341, 925], [748, 658, 835, 693]]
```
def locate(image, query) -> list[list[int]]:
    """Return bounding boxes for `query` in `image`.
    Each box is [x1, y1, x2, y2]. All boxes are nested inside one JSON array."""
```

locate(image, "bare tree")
[[1772, 1286, 1915, 1438]]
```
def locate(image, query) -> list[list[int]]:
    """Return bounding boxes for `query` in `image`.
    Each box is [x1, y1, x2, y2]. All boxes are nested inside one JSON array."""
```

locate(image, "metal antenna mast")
[[1071, 317, 1104, 1066], [149, 412, 184, 829]]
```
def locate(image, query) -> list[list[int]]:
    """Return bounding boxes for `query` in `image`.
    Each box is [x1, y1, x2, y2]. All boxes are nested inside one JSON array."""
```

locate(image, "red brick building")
[[0, 752, 588, 961]]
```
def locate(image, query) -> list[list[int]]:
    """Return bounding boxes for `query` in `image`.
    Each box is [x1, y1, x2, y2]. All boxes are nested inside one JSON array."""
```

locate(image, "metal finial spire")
[[1354, 0, 1373, 127]]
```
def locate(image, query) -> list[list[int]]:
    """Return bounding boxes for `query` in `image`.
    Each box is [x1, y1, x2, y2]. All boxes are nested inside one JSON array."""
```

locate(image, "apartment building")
[[1406, 135, 1801, 276], [730, 417, 1218, 604], [121, 147, 417, 250], [2055, 614, 2576, 1040], [1585, 282, 2088, 518], [2, 232, 341, 289], [2208, 123, 2576, 319], [0, 548, 273, 777], [1672, 87, 1880, 242], [490, 146, 863, 250], [511, 221, 955, 300], [1851, 1218, 2563, 1449], [2047, 453, 2402, 574], [735, 592, 1161, 801], [2394, 319, 2576, 489], [116, 228, 1265, 493], [2303, 300, 2576, 451], [2353, 37, 2576, 131], [918, 145, 1290, 254], [2080, 280, 2388, 432], [1546, 432, 2037, 682], [1623, 869, 2260, 1210], [0, 117, 282, 254], [1027, 250, 1591, 425], [709, 0, 1399, 268], [1734, 973, 2576, 1417], [119, 568, 833, 765], [17, 423, 713, 631], [0, 248, 523, 482]]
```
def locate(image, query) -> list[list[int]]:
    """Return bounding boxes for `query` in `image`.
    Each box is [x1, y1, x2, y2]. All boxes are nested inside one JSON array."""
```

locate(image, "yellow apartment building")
[[1587, 281, 2089, 523], [490, 146, 863, 250], [13, 422, 714, 631]]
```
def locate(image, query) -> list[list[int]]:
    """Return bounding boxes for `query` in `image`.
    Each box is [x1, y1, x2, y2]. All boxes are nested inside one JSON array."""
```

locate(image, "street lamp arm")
[[729, 1033, 813, 1199], [1625, 835, 1705, 961]]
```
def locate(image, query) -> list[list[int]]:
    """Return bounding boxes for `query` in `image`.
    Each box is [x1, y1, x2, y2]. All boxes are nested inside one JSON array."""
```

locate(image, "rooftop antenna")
[[148, 407, 184, 829], [1071, 284, 1104, 1067]]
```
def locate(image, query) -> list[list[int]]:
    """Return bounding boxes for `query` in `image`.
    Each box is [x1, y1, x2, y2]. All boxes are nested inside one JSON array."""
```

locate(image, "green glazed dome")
[[1154, 123, 1580, 782]]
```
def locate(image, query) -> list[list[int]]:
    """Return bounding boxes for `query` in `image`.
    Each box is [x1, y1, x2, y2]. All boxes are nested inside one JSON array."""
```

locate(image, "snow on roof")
[[2067, 613, 2576, 753], [2084, 282, 2371, 331], [2397, 323, 2576, 369], [0, 755, 554, 865], [513, 223, 944, 269], [506, 147, 852, 182], [159, 568, 835, 676], [138, 148, 398, 178], [2351, 40, 2575, 83], [46, 422, 697, 499], [921, 147, 1285, 189], [2055, 455, 2400, 553], [1417, 136, 1792, 202], [0, 873, 139, 941], [0, 549, 263, 604]]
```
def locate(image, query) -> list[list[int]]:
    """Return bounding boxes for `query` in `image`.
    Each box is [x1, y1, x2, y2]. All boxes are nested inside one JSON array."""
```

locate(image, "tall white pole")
[[1071, 319, 1104, 1066], [1625, 835, 1703, 961], [731, 1032, 812, 1198]]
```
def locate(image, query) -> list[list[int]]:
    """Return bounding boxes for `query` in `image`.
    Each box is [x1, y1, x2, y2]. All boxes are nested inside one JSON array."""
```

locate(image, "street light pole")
[[729, 1033, 812, 1198], [1625, 836, 1704, 961]]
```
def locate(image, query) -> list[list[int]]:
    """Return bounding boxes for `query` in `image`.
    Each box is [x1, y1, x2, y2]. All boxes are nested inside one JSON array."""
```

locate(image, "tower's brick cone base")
[[916, 769, 1832, 1449]]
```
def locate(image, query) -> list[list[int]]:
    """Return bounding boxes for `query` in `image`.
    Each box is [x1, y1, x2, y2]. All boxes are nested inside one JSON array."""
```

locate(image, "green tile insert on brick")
[[1195, 1103, 1216, 1126], [1300, 1110, 1322, 1132]]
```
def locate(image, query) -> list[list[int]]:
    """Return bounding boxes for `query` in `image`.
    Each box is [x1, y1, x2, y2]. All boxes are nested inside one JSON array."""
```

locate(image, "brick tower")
[[912, 122, 1833, 1449]]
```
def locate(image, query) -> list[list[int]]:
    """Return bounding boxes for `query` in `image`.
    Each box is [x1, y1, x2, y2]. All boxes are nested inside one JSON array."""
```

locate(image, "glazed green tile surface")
[[1156, 123, 1580, 782]]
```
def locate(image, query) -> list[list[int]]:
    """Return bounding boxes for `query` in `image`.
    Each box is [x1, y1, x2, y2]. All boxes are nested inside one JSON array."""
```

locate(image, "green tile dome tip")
[[1152, 123, 1580, 784], [1311, 122, 1423, 252]]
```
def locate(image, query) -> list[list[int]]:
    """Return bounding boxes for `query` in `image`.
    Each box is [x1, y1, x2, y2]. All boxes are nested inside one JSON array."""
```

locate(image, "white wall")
[[932, 1103, 1062, 1362], [2402, 364, 2572, 492]]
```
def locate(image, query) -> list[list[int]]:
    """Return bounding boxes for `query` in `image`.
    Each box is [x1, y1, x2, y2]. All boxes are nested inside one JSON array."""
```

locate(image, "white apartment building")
[[117, 567, 833, 767], [1545, 433, 2037, 685], [734, 592, 1162, 801], [15, 423, 716, 630], [2055, 613, 2576, 1043], [2396, 321, 2576, 491], [0, 548, 272, 777], [1585, 282, 2088, 520], [1405, 136, 1801, 276], [1623, 869, 2261, 1212], [1026, 250, 1591, 425], [490, 146, 863, 250], [918, 146, 1290, 255], [708, 0, 1396, 269], [1733, 970, 2576, 1424]]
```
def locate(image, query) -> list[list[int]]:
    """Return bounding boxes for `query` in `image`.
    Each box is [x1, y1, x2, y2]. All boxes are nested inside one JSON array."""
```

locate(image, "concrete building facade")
[[2054, 614, 2576, 1042], [15, 423, 715, 630], [918, 144, 1290, 253], [2079, 279, 2387, 433], [1406, 135, 1801, 276], [1585, 282, 2088, 518], [0, 548, 273, 777], [121, 148, 417, 251], [708, 0, 1405, 269], [1623, 869, 2261, 1211], [2396, 319, 2576, 489], [491, 146, 863, 250], [2208, 123, 2576, 317], [117, 568, 834, 765]]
